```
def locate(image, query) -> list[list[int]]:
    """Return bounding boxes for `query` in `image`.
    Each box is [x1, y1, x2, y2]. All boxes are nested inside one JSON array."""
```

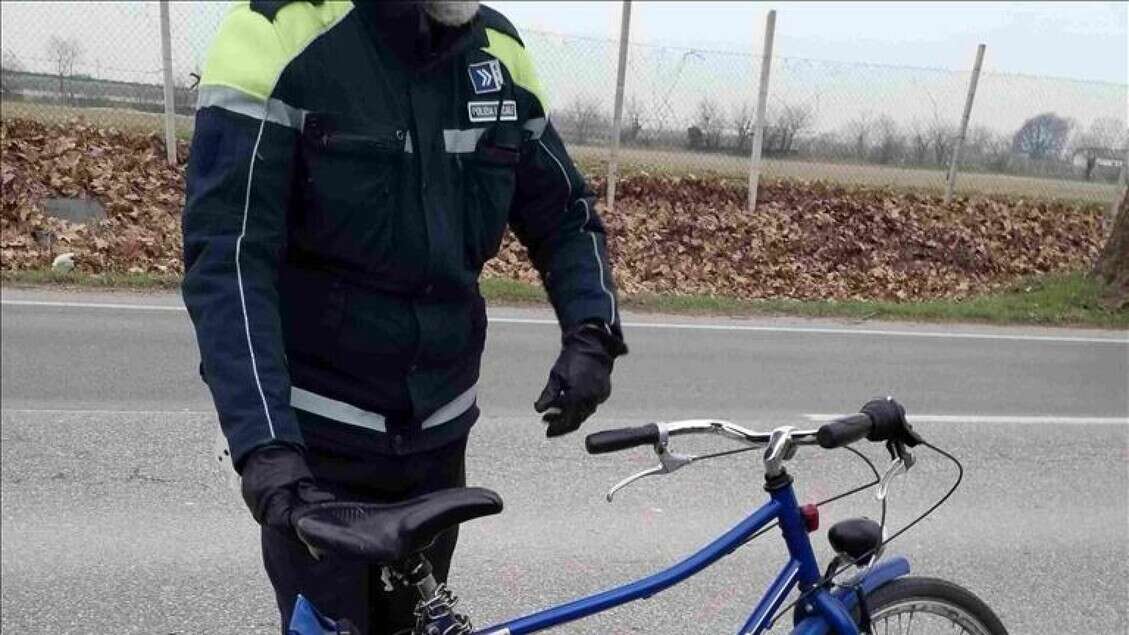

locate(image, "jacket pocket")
[[462, 124, 520, 270], [297, 112, 407, 265]]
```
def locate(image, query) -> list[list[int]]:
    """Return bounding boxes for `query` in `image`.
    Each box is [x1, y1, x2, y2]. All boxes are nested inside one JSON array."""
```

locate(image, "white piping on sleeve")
[[537, 139, 617, 326], [580, 198, 618, 325], [235, 115, 277, 439], [226, 6, 356, 442]]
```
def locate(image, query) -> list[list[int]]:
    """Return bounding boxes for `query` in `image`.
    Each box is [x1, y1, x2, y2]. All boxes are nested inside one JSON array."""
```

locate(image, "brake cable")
[[765, 439, 965, 628], [734, 444, 882, 549]]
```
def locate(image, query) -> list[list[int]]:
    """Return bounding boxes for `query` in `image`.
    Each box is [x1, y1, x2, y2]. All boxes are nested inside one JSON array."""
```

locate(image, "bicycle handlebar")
[[817, 398, 922, 450], [585, 419, 822, 454], [585, 423, 660, 454], [815, 413, 874, 449], [585, 398, 921, 455]]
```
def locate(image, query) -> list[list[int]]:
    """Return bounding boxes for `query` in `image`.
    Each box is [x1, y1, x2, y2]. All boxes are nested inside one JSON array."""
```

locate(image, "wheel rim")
[[869, 597, 994, 635]]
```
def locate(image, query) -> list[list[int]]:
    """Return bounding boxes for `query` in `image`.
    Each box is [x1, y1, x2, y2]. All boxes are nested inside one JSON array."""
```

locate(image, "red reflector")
[[801, 504, 819, 532]]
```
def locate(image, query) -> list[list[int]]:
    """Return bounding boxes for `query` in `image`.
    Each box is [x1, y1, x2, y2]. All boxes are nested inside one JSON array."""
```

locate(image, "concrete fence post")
[[748, 10, 776, 213], [606, 0, 632, 214], [944, 43, 986, 203], [159, 0, 177, 166]]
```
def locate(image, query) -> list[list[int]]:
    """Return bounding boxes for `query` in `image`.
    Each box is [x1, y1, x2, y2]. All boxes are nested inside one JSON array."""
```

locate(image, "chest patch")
[[468, 100, 518, 123], [468, 59, 504, 94]]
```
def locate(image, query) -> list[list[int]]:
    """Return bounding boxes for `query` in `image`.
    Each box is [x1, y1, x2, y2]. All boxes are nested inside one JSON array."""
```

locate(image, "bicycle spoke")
[[870, 599, 994, 635]]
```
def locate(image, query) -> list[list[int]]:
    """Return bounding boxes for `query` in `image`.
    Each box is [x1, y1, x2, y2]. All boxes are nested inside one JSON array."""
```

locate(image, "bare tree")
[[1012, 112, 1072, 161], [764, 103, 813, 156], [1, 49, 24, 72], [46, 35, 83, 104], [1071, 117, 1127, 181], [871, 115, 904, 165], [620, 95, 646, 145], [927, 119, 955, 167], [779, 103, 813, 155], [844, 112, 873, 160], [563, 96, 604, 145], [980, 130, 1013, 173], [1, 49, 24, 96], [907, 119, 932, 166], [694, 97, 725, 150], [732, 102, 753, 154], [964, 125, 993, 159]]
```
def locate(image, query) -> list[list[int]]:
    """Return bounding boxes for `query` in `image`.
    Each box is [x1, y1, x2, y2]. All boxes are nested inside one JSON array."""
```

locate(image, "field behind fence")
[[1, 1, 1125, 204]]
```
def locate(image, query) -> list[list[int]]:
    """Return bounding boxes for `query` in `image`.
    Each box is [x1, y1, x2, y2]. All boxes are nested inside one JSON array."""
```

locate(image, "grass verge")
[[1, 269, 182, 291], [3, 269, 1124, 328], [481, 273, 1127, 328]]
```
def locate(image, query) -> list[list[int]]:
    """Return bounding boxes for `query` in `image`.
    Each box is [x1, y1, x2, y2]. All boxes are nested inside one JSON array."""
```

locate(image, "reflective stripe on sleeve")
[[197, 85, 306, 130], [524, 117, 547, 139]]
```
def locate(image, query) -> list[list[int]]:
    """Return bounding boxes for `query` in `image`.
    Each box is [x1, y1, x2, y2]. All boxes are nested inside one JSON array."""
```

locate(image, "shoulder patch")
[[250, 0, 323, 22], [478, 4, 523, 46]]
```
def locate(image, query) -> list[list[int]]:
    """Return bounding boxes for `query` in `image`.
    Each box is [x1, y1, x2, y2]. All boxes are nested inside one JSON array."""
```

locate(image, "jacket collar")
[[353, 2, 486, 72]]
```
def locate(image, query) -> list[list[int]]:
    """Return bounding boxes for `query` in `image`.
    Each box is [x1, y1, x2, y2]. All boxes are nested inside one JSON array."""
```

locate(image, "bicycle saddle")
[[293, 487, 503, 564]]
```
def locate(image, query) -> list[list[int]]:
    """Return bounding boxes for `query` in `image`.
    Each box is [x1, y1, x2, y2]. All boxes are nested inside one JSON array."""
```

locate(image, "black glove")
[[239, 444, 334, 532], [534, 322, 627, 438]]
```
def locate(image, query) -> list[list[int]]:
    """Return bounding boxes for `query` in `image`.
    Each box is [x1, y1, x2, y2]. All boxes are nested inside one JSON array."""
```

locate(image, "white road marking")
[[3, 299, 1127, 345], [0, 409, 212, 416], [2, 300, 186, 312], [3, 409, 1125, 426], [803, 413, 1129, 425]]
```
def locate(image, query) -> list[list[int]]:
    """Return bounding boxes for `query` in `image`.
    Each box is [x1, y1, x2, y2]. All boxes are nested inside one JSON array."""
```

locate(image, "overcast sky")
[[494, 1, 1128, 84]]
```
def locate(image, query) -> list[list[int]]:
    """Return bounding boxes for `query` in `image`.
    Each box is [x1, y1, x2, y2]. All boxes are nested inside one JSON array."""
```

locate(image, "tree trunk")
[[1094, 187, 1129, 308]]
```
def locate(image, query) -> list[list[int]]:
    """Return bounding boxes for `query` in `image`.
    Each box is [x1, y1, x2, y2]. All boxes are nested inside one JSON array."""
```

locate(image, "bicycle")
[[287, 397, 1007, 634]]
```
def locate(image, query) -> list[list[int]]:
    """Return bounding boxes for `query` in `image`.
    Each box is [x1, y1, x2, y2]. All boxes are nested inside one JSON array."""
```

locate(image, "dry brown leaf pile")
[[2, 118, 1106, 301], [2, 118, 187, 274], [489, 174, 1105, 300]]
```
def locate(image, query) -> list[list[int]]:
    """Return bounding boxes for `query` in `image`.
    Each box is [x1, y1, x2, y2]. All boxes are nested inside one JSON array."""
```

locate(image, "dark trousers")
[[263, 434, 469, 635]]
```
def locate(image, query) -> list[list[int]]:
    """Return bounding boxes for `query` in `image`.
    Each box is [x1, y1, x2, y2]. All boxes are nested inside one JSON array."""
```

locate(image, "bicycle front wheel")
[[860, 576, 1007, 635]]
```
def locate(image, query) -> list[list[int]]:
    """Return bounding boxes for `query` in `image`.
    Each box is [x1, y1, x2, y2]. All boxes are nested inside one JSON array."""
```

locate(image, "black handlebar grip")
[[585, 424, 661, 454], [817, 413, 874, 449], [859, 398, 914, 444]]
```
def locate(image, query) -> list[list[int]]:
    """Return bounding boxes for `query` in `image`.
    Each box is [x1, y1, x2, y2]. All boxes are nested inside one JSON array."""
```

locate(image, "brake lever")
[[605, 444, 694, 502], [876, 457, 907, 502]]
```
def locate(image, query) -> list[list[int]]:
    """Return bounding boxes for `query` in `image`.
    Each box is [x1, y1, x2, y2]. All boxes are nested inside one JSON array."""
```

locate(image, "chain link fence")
[[1, 1, 226, 137], [1, 1, 1125, 203], [522, 28, 1127, 204]]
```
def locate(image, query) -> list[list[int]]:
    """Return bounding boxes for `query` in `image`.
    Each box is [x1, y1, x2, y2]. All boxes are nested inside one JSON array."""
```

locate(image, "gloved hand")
[[534, 322, 627, 438], [240, 444, 334, 532]]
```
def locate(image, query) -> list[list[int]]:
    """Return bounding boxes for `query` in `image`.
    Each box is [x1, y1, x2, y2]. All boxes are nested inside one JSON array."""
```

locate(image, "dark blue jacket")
[[182, 1, 622, 466]]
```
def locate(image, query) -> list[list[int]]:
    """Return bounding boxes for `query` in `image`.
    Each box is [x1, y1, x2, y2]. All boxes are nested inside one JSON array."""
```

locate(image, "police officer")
[[182, 1, 626, 632]]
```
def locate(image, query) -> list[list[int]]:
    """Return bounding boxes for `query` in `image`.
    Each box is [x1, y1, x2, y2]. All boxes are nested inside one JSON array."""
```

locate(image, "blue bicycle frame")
[[290, 475, 909, 635], [473, 476, 907, 635]]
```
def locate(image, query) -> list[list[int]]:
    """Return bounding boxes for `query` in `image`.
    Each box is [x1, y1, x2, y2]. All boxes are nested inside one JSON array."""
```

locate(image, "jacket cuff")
[[572, 319, 628, 359]]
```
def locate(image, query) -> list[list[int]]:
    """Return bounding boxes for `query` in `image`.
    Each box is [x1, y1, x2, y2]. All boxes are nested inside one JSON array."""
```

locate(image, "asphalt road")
[[2, 288, 1126, 634]]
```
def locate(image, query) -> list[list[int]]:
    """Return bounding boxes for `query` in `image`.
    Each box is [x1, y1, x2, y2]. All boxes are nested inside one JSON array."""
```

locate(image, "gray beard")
[[421, 1, 480, 27]]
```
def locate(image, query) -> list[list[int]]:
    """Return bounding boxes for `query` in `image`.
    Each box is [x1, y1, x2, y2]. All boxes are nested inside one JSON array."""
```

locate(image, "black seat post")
[[398, 553, 438, 599], [397, 553, 473, 634]]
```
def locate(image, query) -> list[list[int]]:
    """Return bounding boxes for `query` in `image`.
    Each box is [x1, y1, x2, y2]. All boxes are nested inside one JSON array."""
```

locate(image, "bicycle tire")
[[857, 576, 1008, 635]]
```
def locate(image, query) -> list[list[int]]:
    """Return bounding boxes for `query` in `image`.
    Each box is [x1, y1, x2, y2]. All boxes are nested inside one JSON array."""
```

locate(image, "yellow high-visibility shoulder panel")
[[482, 28, 549, 114], [199, 1, 353, 102]]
